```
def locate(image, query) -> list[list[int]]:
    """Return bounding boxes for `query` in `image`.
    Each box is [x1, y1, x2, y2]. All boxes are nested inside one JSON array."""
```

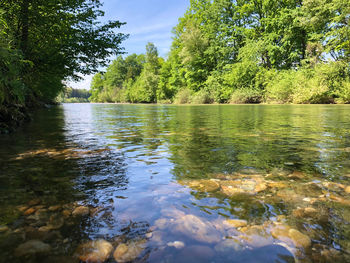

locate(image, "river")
[[0, 104, 349, 263]]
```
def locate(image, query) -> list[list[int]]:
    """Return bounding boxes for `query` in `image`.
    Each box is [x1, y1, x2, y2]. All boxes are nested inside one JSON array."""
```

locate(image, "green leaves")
[[0, 0, 127, 107]]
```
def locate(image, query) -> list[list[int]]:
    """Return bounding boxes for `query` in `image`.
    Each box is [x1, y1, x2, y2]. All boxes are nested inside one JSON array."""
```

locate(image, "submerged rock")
[[292, 207, 318, 219], [220, 178, 267, 197], [113, 240, 146, 263], [224, 219, 248, 228], [72, 206, 90, 217], [14, 240, 51, 257], [23, 207, 36, 216], [75, 239, 113, 263], [0, 225, 9, 233], [188, 179, 220, 192], [345, 186, 350, 194], [172, 214, 221, 243], [288, 229, 311, 250]]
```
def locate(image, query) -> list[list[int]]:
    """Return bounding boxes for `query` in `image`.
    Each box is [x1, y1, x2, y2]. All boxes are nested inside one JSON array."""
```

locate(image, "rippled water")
[[0, 104, 350, 263]]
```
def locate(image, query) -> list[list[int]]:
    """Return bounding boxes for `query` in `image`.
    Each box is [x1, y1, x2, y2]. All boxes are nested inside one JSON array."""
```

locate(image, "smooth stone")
[[48, 205, 61, 212], [345, 186, 350, 194], [62, 209, 71, 217], [188, 179, 220, 192], [221, 185, 249, 196], [172, 214, 221, 243], [255, 182, 267, 192], [113, 240, 146, 263], [214, 239, 244, 253], [72, 206, 90, 217], [167, 241, 185, 249], [288, 171, 305, 180], [288, 229, 311, 250], [292, 207, 318, 219], [24, 207, 36, 216], [271, 224, 293, 244], [224, 219, 247, 228], [14, 240, 51, 257], [0, 225, 9, 233], [75, 239, 113, 263], [17, 205, 29, 212]]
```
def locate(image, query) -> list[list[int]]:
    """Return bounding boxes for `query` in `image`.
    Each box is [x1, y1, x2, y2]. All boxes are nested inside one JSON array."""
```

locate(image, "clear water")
[[0, 104, 349, 263]]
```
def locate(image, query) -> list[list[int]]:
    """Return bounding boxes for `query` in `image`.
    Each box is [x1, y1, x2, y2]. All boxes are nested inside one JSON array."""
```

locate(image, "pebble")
[[14, 240, 51, 257], [72, 206, 90, 217], [75, 239, 113, 263], [24, 207, 36, 216], [48, 205, 61, 212], [113, 240, 146, 263], [0, 225, 9, 233], [224, 219, 248, 228], [288, 229, 311, 250], [345, 186, 350, 194]]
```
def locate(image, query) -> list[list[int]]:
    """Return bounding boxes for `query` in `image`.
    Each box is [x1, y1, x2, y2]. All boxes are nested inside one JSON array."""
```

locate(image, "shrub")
[[191, 90, 214, 104], [265, 71, 296, 103], [173, 89, 192, 104], [230, 88, 263, 104]]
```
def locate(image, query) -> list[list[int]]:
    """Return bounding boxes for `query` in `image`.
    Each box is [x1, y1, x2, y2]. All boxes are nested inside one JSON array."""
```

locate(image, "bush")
[[334, 79, 350, 104], [173, 89, 192, 104], [230, 88, 263, 104], [191, 90, 214, 104], [292, 76, 331, 104], [265, 70, 296, 103]]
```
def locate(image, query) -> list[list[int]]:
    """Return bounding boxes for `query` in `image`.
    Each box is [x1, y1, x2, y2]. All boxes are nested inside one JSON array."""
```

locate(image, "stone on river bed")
[[75, 239, 113, 263], [15, 240, 51, 257], [271, 224, 311, 250], [72, 206, 90, 217], [224, 219, 248, 228], [220, 179, 267, 196], [172, 214, 221, 243], [113, 240, 146, 263]]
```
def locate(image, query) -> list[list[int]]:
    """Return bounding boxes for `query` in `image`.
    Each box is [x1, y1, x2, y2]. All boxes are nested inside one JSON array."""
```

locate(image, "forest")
[[0, 0, 126, 132], [90, 0, 350, 104]]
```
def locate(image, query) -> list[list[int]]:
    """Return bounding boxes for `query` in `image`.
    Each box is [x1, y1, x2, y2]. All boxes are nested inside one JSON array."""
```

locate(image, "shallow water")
[[0, 104, 350, 263]]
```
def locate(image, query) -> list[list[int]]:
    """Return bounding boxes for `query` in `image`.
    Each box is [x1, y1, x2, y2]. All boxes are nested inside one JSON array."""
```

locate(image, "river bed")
[[0, 104, 349, 263]]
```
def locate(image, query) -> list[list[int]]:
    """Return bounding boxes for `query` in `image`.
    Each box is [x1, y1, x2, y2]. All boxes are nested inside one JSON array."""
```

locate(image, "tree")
[[0, 0, 127, 104]]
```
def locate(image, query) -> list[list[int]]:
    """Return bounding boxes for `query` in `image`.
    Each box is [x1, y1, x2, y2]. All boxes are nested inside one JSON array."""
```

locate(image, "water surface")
[[0, 104, 349, 263]]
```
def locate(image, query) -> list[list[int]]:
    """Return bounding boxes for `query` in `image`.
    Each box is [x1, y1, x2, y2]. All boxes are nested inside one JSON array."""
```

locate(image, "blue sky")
[[70, 0, 189, 89]]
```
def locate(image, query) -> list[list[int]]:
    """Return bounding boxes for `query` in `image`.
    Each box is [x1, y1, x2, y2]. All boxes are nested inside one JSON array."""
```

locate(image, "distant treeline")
[[57, 88, 91, 103], [91, 0, 350, 104]]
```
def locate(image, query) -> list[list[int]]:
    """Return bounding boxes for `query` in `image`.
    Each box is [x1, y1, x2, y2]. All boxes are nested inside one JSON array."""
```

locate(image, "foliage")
[[90, 0, 350, 105], [0, 0, 126, 131]]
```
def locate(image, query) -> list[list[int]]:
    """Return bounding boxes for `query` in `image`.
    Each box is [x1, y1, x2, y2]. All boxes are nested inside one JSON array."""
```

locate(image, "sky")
[[69, 0, 189, 90]]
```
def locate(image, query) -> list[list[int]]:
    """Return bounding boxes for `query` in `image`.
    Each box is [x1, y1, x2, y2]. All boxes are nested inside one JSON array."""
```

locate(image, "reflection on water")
[[0, 104, 350, 263]]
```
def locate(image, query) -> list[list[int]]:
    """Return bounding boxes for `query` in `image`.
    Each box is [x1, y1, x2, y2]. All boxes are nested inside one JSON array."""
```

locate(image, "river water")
[[0, 104, 349, 263]]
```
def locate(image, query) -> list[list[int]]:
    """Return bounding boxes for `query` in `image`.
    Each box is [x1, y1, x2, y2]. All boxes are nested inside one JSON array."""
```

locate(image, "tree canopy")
[[91, 0, 350, 105], [0, 0, 127, 131]]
